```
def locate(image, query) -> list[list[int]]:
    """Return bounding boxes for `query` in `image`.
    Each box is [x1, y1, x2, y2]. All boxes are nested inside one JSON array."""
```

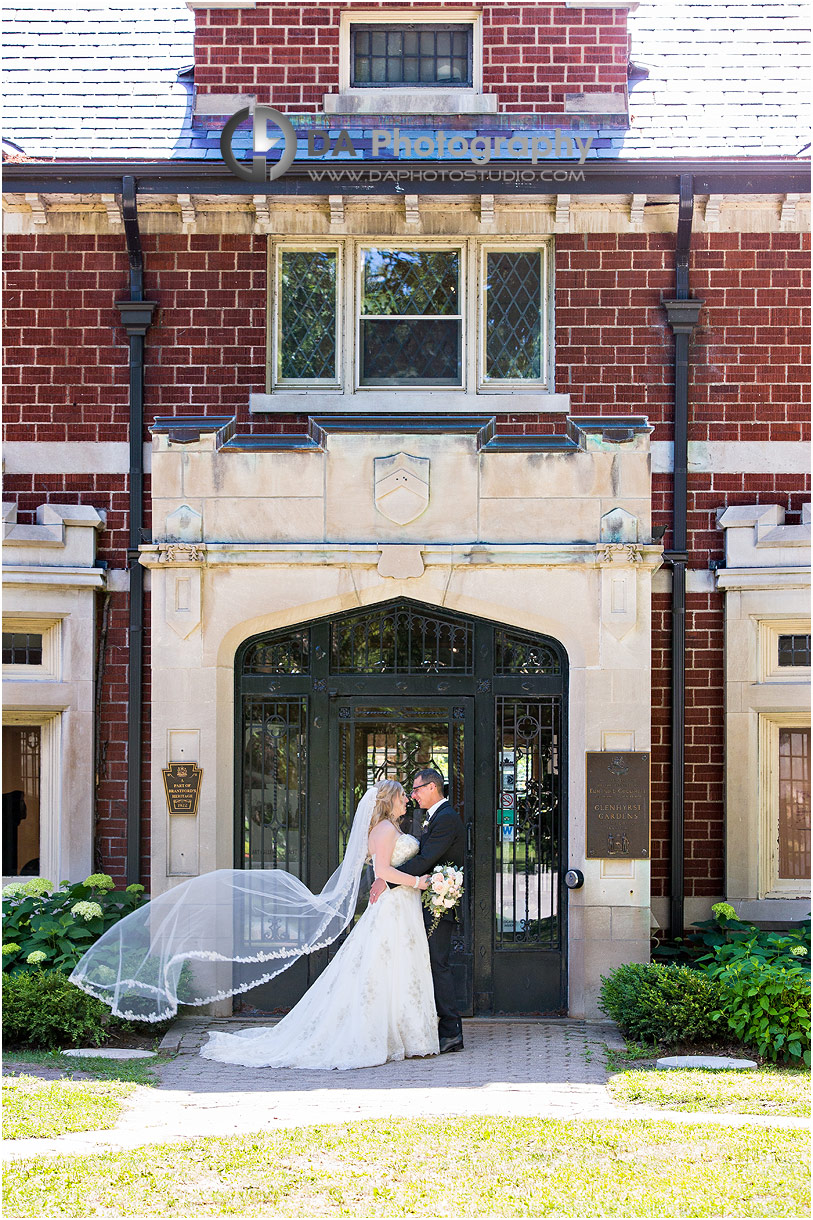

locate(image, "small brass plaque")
[[585, 752, 650, 858], [162, 762, 202, 816]]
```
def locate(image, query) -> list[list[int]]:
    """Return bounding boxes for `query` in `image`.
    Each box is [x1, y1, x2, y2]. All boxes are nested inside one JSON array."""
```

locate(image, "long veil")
[[70, 787, 379, 1022]]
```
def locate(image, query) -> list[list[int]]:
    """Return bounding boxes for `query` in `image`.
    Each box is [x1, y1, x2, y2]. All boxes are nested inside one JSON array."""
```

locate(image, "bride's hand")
[[416, 875, 430, 891]]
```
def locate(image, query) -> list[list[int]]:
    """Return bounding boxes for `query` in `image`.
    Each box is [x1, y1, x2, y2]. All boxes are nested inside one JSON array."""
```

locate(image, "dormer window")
[[327, 10, 495, 117], [351, 24, 473, 89]]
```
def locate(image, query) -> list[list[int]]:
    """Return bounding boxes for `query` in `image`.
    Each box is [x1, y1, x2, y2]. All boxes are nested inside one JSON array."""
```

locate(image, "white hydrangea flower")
[[21, 878, 53, 897], [125, 883, 145, 894], [71, 900, 104, 921], [790, 945, 807, 957], [26, 950, 47, 965], [2, 943, 21, 955], [83, 873, 115, 890], [2, 883, 25, 898]]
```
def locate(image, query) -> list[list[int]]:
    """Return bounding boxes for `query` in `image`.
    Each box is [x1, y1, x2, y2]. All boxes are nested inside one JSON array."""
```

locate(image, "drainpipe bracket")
[[662, 550, 688, 565], [661, 297, 704, 334], [115, 299, 158, 336]]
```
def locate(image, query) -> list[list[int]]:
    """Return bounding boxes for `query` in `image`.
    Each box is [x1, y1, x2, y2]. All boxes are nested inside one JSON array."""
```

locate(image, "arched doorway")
[[235, 599, 568, 1015]]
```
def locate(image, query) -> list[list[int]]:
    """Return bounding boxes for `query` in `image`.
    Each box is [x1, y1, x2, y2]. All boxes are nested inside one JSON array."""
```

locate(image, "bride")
[[70, 781, 439, 1070]]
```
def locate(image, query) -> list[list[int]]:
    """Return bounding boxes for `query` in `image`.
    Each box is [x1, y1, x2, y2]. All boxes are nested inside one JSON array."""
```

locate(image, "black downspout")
[[662, 174, 704, 940], [115, 176, 157, 885]]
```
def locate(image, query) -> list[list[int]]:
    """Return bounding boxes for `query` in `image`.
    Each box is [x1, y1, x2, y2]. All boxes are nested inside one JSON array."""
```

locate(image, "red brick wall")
[[193, 1, 629, 112], [3, 227, 810, 901]]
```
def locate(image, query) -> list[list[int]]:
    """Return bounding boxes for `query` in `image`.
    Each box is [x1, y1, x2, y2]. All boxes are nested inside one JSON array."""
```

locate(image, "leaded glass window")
[[352, 24, 472, 87], [359, 248, 462, 385], [278, 249, 337, 382], [484, 250, 546, 382]]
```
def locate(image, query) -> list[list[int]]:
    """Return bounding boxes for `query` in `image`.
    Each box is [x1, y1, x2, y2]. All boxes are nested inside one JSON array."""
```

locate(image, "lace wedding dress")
[[200, 834, 439, 1070]]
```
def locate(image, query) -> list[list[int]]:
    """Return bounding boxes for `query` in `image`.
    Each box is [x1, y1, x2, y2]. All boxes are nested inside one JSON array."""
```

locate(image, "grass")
[[2, 1049, 160, 1086], [3, 1117, 809, 1218], [608, 1065, 811, 1116], [2, 1075, 136, 1140]]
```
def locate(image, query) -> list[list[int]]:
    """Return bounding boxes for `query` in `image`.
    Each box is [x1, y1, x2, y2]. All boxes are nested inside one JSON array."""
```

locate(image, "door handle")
[[466, 822, 473, 853]]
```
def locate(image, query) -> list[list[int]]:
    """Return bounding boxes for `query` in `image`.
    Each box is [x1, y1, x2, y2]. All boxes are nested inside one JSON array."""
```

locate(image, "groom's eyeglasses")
[[410, 782, 431, 794]]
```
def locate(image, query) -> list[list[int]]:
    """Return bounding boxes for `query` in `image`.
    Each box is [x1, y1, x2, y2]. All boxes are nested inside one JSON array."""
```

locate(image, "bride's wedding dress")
[[200, 833, 439, 1070]]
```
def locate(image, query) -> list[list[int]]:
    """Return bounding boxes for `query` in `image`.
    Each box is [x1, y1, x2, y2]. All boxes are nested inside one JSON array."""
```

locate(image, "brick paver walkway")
[[3, 1017, 807, 1162]]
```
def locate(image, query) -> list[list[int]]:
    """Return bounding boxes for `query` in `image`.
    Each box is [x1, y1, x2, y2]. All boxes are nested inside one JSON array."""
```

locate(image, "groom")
[[369, 768, 465, 1054]]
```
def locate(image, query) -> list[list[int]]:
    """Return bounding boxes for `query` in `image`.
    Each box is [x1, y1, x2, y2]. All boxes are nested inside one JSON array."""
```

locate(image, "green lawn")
[[3, 1117, 809, 1218], [3, 1050, 159, 1086], [608, 1066, 811, 1116], [2, 1076, 135, 1140]]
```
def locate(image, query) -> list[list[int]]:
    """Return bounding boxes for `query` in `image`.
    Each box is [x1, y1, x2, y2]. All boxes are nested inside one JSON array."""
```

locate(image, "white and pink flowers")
[[422, 864, 464, 934]]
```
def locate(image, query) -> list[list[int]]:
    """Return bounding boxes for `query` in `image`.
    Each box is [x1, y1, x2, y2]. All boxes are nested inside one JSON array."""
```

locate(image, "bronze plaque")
[[585, 752, 650, 858], [162, 762, 203, 816]]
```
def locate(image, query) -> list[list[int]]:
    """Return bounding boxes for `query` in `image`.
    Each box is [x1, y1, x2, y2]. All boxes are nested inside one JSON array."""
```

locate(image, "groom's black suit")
[[395, 800, 465, 1042]]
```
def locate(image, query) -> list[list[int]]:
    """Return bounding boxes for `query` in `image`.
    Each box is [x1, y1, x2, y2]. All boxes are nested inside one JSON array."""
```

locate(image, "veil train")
[[69, 787, 378, 1022]]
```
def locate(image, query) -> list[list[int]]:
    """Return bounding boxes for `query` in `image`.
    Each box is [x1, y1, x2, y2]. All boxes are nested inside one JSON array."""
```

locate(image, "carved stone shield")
[[374, 453, 430, 525]]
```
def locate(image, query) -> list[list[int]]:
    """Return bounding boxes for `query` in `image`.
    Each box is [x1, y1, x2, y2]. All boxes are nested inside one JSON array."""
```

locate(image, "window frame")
[[266, 236, 556, 397], [338, 8, 484, 96], [759, 617, 812, 683], [350, 22, 474, 90], [1, 617, 60, 682], [268, 241, 343, 391], [759, 711, 811, 898], [355, 240, 466, 390], [478, 242, 554, 391], [2, 710, 62, 884]]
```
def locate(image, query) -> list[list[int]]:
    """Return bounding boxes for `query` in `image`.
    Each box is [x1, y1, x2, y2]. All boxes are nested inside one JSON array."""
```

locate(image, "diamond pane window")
[[360, 248, 462, 385], [352, 24, 472, 88], [485, 250, 545, 382], [278, 250, 337, 381]]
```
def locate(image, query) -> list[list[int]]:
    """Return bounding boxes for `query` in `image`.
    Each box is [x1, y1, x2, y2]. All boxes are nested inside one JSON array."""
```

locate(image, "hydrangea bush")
[[1, 875, 146, 977]]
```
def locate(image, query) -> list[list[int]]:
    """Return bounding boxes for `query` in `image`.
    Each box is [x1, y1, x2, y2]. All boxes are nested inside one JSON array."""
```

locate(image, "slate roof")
[[2, 1, 810, 163]]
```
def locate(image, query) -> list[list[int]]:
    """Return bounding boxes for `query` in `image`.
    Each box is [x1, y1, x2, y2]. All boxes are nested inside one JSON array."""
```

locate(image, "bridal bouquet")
[[422, 864, 464, 935]]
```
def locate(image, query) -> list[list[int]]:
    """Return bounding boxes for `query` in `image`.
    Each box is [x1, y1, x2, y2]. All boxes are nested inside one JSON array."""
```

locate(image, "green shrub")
[[2, 968, 110, 1050], [655, 903, 810, 966], [700, 938, 811, 1066], [2, 874, 146, 977], [598, 962, 725, 1045]]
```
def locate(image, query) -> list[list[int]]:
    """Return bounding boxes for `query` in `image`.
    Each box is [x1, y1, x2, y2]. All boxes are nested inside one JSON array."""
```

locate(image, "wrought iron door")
[[236, 599, 567, 1016], [331, 698, 474, 1014]]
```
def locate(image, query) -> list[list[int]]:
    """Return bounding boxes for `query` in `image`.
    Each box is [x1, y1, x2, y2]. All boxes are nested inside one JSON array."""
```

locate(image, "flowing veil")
[[70, 787, 379, 1022]]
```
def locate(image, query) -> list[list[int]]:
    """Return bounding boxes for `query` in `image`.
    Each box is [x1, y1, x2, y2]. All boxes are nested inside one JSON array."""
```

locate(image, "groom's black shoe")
[[439, 1033, 464, 1054]]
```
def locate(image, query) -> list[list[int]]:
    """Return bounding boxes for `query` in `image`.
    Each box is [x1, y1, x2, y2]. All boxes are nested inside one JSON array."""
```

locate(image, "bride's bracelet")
[[413, 875, 419, 888]]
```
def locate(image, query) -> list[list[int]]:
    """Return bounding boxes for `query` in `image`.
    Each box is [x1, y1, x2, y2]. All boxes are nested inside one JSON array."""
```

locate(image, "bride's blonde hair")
[[368, 779, 405, 832]]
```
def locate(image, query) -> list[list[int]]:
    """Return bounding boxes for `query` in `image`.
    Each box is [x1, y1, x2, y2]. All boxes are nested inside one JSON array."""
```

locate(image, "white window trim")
[[268, 243, 344, 391], [265, 235, 557, 399], [355, 240, 466, 391], [337, 8, 484, 95], [759, 617, 811, 683], [758, 711, 811, 899], [2, 617, 61, 683], [2, 710, 63, 885], [478, 242, 554, 392]]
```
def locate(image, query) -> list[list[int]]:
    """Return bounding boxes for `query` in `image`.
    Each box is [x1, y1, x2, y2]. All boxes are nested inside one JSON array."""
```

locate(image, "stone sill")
[[250, 391, 570, 414], [324, 90, 498, 116]]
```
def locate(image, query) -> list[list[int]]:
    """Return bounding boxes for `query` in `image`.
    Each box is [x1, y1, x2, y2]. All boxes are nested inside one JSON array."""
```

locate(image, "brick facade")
[[193, 1, 629, 111], [3, 225, 810, 891]]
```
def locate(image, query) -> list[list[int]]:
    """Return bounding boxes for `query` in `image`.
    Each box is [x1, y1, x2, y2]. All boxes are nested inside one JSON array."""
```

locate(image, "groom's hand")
[[368, 878, 387, 905]]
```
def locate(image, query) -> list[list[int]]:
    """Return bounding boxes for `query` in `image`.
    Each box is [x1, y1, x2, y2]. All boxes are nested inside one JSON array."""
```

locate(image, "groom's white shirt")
[[422, 797, 445, 829]]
